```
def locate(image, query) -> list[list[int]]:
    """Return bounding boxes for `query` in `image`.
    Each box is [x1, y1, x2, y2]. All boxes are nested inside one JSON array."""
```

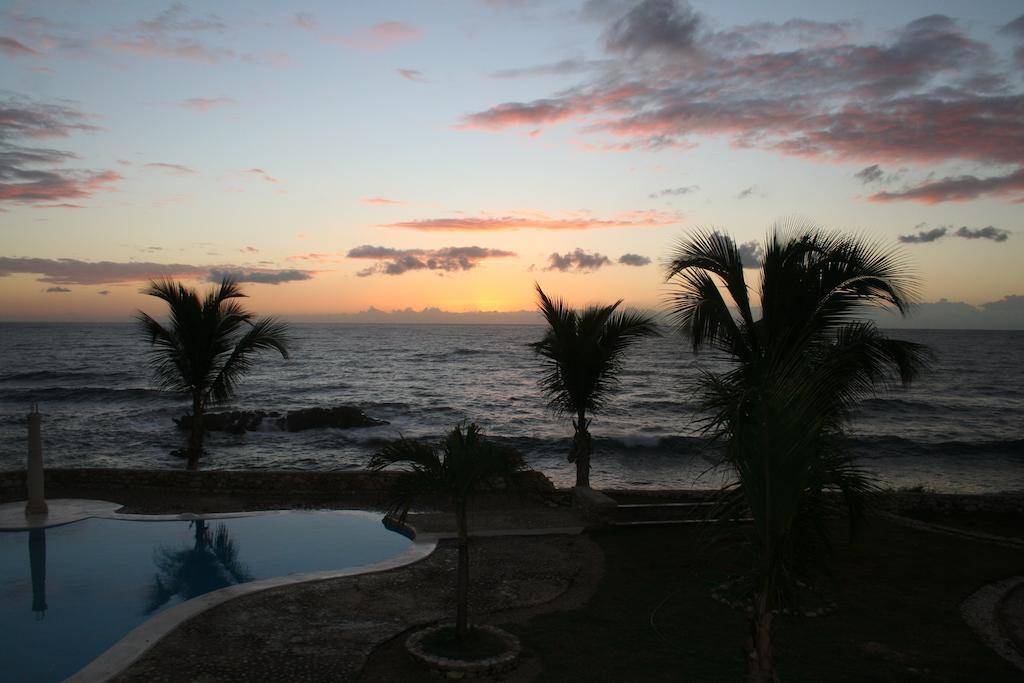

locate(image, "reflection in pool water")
[[145, 520, 252, 614], [0, 511, 412, 682]]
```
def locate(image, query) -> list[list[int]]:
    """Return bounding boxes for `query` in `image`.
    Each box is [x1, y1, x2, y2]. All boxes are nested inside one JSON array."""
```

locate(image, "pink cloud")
[[459, 85, 645, 132], [869, 168, 1024, 204], [179, 96, 237, 111], [0, 256, 312, 285], [458, 8, 1024, 203], [327, 21, 420, 51], [290, 12, 318, 31], [287, 252, 339, 262], [101, 35, 233, 63], [1, 36, 39, 56], [382, 209, 681, 232], [144, 162, 195, 174], [397, 68, 427, 83], [241, 50, 290, 67], [101, 4, 235, 64], [243, 168, 278, 183], [0, 96, 119, 206], [0, 96, 100, 139], [0, 170, 121, 204], [362, 196, 405, 205]]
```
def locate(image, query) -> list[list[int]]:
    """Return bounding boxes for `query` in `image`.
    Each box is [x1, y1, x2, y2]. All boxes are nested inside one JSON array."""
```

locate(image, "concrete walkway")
[[962, 576, 1024, 674], [110, 533, 602, 683], [0, 498, 289, 531], [0, 498, 122, 530], [886, 512, 1024, 673]]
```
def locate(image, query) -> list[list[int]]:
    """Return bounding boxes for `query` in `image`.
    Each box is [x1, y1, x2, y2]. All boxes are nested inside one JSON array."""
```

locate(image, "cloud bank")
[[0, 257, 312, 286], [545, 248, 612, 272], [897, 225, 1010, 244], [0, 94, 122, 205], [1, 95, 121, 206], [383, 210, 679, 231], [461, 2, 1024, 203], [649, 185, 698, 198], [618, 253, 652, 266], [347, 245, 516, 276]]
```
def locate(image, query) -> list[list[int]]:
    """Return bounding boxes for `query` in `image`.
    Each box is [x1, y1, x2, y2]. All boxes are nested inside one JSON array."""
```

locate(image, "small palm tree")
[[531, 284, 657, 489], [665, 227, 930, 682], [369, 423, 523, 642], [137, 277, 289, 469]]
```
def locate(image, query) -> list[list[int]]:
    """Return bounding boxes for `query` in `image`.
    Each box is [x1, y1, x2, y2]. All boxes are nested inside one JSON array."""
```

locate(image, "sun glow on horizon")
[[0, 1, 1022, 328]]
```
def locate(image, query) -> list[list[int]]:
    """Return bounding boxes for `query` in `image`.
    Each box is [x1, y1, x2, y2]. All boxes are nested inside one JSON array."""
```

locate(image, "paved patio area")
[[111, 533, 602, 682]]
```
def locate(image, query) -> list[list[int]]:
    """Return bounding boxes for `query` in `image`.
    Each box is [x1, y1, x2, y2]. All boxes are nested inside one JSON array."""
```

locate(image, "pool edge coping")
[[29, 502, 585, 682], [63, 538, 438, 683], [0, 500, 433, 683], [0, 498, 351, 531]]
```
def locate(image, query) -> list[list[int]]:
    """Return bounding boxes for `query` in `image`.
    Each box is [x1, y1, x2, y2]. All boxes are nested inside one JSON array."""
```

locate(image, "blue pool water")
[[0, 511, 412, 682]]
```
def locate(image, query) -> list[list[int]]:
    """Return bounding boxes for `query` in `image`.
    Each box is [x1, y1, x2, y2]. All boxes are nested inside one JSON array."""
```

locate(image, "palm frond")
[[138, 277, 290, 416], [668, 224, 930, 613], [208, 317, 290, 405], [531, 284, 657, 416], [369, 424, 524, 518]]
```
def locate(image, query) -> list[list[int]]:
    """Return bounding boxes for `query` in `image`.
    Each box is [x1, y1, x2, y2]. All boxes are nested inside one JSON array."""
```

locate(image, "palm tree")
[[137, 277, 289, 469], [369, 423, 523, 643], [531, 284, 657, 489], [665, 227, 930, 682]]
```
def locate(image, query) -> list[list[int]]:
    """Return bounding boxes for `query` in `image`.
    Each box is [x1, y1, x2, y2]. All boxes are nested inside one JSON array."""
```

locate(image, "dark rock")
[[281, 406, 388, 432], [175, 410, 279, 434], [175, 406, 387, 433]]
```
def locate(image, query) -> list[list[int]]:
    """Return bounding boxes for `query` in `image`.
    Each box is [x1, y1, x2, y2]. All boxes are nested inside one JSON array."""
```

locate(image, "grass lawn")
[[512, 518, 1022, 682]]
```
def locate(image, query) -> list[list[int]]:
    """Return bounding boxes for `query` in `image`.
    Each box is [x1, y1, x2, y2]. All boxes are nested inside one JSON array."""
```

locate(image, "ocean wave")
[[848, 435, 1024, 459], [0, 369, 139, 383], [0, 386, 177, 404], [855, 397, 963, 415], [362, 401, 412, 411], [447, 347, 487, 357]]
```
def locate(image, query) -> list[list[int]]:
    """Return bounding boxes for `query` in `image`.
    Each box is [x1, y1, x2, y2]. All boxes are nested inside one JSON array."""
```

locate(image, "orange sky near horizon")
[[1, 1, 1023, 327]]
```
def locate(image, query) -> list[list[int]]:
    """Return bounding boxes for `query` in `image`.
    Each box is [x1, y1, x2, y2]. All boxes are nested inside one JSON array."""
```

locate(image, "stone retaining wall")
[[0, 468, 554, 505]]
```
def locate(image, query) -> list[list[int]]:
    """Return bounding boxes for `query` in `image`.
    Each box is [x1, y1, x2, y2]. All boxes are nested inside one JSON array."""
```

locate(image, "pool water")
[[0, 511, 412, 682]]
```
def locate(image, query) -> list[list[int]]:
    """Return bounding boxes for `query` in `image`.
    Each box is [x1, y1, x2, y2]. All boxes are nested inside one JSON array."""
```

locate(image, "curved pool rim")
[[0, 499, 438, 683]]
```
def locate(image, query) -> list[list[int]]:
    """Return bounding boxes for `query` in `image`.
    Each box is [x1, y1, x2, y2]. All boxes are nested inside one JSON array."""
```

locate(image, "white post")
[[26, 404, 48, 515]]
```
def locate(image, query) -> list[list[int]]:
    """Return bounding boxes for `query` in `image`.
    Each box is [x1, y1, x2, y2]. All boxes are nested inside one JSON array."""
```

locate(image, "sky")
[[1, 0, 1022, 327]]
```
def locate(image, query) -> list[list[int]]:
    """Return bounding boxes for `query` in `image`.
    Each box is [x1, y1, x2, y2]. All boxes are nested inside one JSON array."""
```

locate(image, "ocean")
[[0, 323, 1021, 493]]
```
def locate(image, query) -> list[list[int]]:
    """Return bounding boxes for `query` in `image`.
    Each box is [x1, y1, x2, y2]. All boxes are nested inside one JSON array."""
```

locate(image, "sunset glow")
[[1, 1, 1022, 327]]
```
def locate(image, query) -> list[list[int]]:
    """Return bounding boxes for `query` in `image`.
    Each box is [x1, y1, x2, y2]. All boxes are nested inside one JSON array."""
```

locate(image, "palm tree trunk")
[[455, 497, 470, 642], [193, 520, 208, 551], [572, 410, 591, 489], [187, 393, 204, 470], [747, 590, 775, 682]]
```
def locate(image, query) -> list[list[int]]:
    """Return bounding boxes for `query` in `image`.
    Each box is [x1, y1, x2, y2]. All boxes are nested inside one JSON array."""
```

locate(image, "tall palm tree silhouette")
[[531, 284, 657, 488], [137, 277, 289, 469], [665, 226, 930, 681]]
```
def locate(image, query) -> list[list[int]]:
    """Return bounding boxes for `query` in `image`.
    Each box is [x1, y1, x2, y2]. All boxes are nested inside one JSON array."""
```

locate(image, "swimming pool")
[[0, 510, 415, 682]]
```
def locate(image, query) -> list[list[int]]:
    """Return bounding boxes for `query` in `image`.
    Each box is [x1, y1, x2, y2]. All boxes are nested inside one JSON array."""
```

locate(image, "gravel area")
[[113, 533, 602, 683]]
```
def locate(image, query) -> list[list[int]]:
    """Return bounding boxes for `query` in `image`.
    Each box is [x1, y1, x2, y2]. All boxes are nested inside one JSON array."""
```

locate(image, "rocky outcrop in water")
[[175, 406, 388, 434]]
